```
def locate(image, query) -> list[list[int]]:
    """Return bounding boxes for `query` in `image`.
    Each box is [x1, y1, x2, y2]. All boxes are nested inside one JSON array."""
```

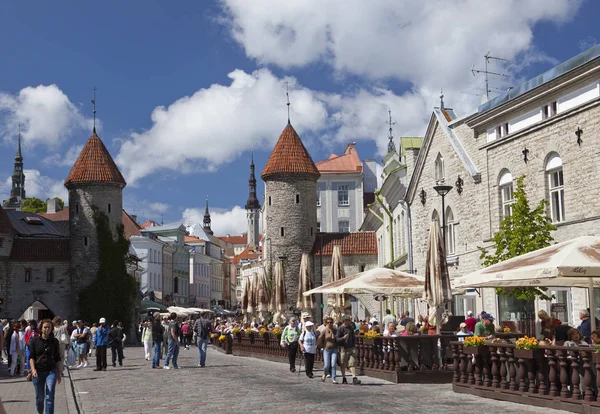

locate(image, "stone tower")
[[245, 152, 260, 247], [262, 121, 320, 306], [65, 128, 126, 291], [3, 131, 26, 210], [203, 197, 213, 235]]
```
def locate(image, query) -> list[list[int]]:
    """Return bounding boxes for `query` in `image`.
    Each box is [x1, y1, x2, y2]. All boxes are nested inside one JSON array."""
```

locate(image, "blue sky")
[[0, 0, 597, 235]]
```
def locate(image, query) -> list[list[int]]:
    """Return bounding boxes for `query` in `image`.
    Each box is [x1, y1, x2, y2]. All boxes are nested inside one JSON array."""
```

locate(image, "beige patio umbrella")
[[423, 220, 452, 334], [452, 236, 600, 331], [246, 273, 256, 317], [297, 253, 315, 313], [256, 267, 271, 322], [271, 261, 288, 325], [241, 277, 249, 323], [328, 245, 347, 323]]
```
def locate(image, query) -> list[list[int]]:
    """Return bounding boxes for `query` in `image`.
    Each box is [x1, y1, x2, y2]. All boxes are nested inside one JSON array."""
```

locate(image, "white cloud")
[[149, 202, 169, 214], [221, 0, 579, 88], [116, 69, 328, 184], [41, 144, 84, 167], [0, 84, 92, 148], [1, 169, 67, 202], [182, 205, 247, 237]]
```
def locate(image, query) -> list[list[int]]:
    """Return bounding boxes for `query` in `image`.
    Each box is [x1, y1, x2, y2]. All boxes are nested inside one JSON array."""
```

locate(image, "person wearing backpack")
[[193, 311, 212, 367], [163, 313, 180, 369]]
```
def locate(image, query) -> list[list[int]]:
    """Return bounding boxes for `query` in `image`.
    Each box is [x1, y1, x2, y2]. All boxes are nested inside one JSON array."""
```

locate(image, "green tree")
[[77, 209, 139, 330], [21, 197, 46, 213], [478, 176, 557, 301], [20, 197, 65, 213]]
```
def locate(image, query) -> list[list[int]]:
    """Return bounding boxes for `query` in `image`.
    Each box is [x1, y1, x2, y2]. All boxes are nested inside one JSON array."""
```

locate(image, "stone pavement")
[[0, 360, 69, 414], [66, 344, 571, 414]]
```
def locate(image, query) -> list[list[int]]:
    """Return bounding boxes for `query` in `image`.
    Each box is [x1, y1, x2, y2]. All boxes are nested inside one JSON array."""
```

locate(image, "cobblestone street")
[[66, 345, 569, 414]]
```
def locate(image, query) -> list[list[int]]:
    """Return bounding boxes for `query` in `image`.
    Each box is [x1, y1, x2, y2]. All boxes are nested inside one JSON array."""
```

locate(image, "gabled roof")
[[65, 132, 126, 187], [140, 220, 159, 229], [185, 235, 208, 243], [122, 210, 142, 238], [316, 143, 362, 174], [312, 232, 377, 256], [217, 234, 247, 245], [41, 208, 142, 239], [405, 107, 481, 204], [232, 245, 262, 265], [5, 211, 69, 238], [262, 122, 320, 180]]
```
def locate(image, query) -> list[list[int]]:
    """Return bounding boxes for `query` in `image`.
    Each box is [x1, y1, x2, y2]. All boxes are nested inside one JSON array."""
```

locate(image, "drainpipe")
[[375, 189, 394, 268], [398, 200, 414, 274]]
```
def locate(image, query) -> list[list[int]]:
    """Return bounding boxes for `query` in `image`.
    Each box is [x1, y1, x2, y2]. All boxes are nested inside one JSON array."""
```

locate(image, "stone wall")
[[264, 176, 317, 307]]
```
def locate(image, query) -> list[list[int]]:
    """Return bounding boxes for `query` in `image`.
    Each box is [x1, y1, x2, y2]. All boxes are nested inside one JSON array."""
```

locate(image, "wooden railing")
[[452, 342, 600, 413], [218, 331, 459, 383]]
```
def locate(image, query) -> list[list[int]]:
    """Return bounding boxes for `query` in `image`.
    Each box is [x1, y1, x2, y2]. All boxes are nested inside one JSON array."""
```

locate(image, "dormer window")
[[543, 101, 557, 119], [24, 217, 43, 225]]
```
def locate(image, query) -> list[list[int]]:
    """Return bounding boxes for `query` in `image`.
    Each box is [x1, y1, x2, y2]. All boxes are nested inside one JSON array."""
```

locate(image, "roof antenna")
[[386, 109, 396, 153], [91, 87, 97, 135], [471, 52, 511, 100], [285, 81, 291, 124], [439, 89, 445, 110]]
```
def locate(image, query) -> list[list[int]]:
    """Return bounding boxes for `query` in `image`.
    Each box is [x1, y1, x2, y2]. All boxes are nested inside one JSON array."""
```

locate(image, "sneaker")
[[83, 361, 88, 368], [76, 363, 84, 369], [163, 366, 171, 370], [197, 363, 202, 367], [332, 380, 338, 384], [342, 377, 348, 384], [352, 377, 362, 385], [173, 366, 179, 369], [326, 374, 331, 378]]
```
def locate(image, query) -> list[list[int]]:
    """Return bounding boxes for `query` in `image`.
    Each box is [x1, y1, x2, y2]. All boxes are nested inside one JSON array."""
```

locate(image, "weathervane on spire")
[[387, 109, 396, 153], [91, 87, 97, 134], [285, 81, 291, 124], [440, 89, 445, 110]]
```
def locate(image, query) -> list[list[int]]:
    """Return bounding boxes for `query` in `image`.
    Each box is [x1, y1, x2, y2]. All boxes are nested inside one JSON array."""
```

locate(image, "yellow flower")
[[232, 328, 240, 335], [503, 327, 511, 333], [259, 328, 268, 335], [365, 330, 380, 339], [218, 334, 227, 341], [464, 335, 486, 347], [245, 328, 252, 334], [272, 327, 282, 335]]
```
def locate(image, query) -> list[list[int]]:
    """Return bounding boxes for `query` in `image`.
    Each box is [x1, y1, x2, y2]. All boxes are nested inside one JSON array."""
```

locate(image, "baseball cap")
[[302, 312, 311, 319], [77, 320, 83, 324], [99, 317, 106, 324], [305, 321, 314, 327], [482, 313, 495, 321], [460, 322, 467, 328], [467, 310, 473, 316]]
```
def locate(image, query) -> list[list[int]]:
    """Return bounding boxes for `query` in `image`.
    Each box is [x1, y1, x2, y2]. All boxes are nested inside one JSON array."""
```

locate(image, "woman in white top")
[[299, 321, 318, 378], [141, 321, 153, 360], [9, 323, 24, 377]]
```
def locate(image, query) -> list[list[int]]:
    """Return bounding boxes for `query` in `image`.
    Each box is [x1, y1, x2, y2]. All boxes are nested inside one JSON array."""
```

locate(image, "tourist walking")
[[72, 321, 89, 369], [299, 321, 318, 378], [280, 317, 301, 373], [93, 318, 109, 371], [52, 317, 69, 376], [193, 312, 212, 367], [109, 321, 124, 367], [142, 320, 153, 361], [151, 313, 164, 369], [319, 317, 339, 384], [336, 316, 361, 384], [29, 319, 61, 414], [88, 323, 98, 357], [9, 321, 23, 377], [181, 320, 192, 350], [164, 313, 180, 369]]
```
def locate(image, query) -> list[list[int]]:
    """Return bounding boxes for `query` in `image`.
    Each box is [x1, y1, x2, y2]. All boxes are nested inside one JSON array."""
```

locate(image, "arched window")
[[546, 154, 565, 223], [432, 209, 440, 225], [434, 153, 445, 182], [499, 170, 514, 218], [446, 207, 456, 255]]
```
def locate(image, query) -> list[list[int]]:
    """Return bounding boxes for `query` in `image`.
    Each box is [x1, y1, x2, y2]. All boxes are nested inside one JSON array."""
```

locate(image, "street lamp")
[[433, 180, 453, 247]]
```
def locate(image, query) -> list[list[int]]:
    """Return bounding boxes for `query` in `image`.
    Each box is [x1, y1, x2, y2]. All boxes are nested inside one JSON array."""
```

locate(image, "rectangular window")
[[316, 190, 321, 207], [310, 227, 313, 237], [496, 125, 502, 137], [268, 196, 272, 206], [338, 185, 349, 206], [25, 269, 31, 282], [174, 277, 179, 294], [501, 184, 514, 218], [339, 220, 350, 233], [295, 194, 300, 203], [549, 169, 565, 223], [317, 222, 320, 232], [0, 238, 3, 248], [446, 222, 456, 255], [46, 268, 54, 283], [75, 204, 79, 214], [84, 237, 88, 246], [108, 204, 112, 213], [280, 227, 284, 237], [503, 123, 509, 136]]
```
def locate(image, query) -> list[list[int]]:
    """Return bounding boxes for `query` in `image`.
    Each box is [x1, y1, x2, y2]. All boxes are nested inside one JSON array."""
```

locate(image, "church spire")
[[3, 127, 26, 210], [16, 126, 22, 161], [245, 150, 260, 210], [203, 196, 213, 235]]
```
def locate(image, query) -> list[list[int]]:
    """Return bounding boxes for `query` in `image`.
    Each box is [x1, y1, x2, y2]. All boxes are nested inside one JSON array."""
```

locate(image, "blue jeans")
[[323, 348, 338, 380], [32, 370, 57, 414], [197, 337, 208, 366], [152, 341, 162, 367], [164, 339, 179, 368]]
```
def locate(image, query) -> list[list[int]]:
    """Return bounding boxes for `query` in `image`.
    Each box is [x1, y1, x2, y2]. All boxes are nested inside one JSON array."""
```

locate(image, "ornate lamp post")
[[433, 181, 453, 246]]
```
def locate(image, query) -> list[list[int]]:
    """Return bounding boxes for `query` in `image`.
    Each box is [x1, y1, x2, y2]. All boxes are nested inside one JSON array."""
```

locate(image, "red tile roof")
[[140, 220, 159, 229], [312, 232, 378, 256], [39, 208, 69, 221], [65, 133, 126, 187], [232, 245, 262, 265], [10, 238, 70, 261], [185, 235, 208, 243], [262, 123, 320, 180], [41, 208, 141, 239], [316, 143, 362, 173], [217, 234, 247, 245], [0, 206, 13, 234]]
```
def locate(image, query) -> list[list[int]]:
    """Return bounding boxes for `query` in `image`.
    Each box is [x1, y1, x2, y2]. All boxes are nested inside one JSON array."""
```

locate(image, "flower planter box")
[[514, 348, 543, 359], [463, 346, 489, 356]]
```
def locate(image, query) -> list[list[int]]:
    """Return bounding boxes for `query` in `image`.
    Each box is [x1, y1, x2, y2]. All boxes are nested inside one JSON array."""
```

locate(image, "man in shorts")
[[336, 315, 361, 384], [72, 321, 89, 368]]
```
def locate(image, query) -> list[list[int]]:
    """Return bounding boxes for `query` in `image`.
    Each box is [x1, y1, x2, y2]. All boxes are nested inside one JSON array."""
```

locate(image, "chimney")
[[131, 214, 138, 223], [46, 198, 60, 214], [344, 142, 356, 155]]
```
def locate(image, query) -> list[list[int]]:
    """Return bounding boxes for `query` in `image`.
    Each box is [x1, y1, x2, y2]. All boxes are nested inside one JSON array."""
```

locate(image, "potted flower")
[[218, 334, 227, 342], [503, 327, 511, 333], [364, 330, 380, 340], [463, 335, 489, 355], [245, 328, 252, 335], [514, 336, 542, 359]]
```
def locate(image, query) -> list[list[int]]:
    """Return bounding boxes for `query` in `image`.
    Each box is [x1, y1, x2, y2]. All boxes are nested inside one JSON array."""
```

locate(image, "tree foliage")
[[20, 197, 65, 213], [77, 209, 139, 330], [478, 176, 557, 301]]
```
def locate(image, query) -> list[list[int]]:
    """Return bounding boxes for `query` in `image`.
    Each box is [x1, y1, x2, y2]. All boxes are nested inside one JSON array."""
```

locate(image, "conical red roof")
[[261, 123, 320, 180], [65, 132, 126, 187]]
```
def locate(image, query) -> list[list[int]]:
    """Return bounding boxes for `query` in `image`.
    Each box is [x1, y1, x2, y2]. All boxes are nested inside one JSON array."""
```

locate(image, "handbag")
[[26, 353, 46, 381], [60, 332, 69, 345]]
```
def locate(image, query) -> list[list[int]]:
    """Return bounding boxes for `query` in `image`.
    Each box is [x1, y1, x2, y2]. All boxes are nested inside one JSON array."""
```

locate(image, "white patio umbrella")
[[271, 261, 288, 325], [297, 253, 315, 312], [256, 267, 271, 322], [423, 220, 452, 334], [452, 236, 600, 331], [328, 245, 346, 323]]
